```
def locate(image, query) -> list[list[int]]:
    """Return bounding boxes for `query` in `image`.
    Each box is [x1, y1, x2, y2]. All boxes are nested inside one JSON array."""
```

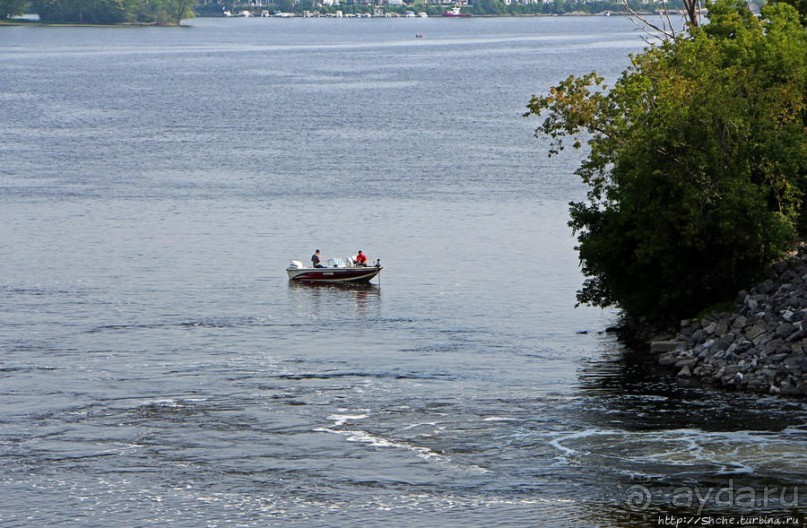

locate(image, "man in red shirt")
[[355, 250, 368, 266]]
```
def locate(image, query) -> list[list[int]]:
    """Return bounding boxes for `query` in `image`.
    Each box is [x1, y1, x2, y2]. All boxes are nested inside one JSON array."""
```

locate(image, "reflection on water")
[[287, 281, 381, 318]]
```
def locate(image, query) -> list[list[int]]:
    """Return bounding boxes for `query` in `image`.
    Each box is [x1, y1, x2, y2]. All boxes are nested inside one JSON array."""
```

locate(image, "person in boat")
[[311, 249, 325, 268], [355, 250, 368, 267]]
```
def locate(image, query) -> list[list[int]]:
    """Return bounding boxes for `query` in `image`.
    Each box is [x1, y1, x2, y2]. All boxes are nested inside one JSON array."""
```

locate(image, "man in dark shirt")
[[312, 249, 325, 268]]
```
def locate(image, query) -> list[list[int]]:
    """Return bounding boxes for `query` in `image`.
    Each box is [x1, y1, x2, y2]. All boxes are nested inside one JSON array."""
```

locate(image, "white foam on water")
[[133, 397, 209, 408], [549, 428, 607, 458], [549, 427, 807, 477], [482, 416, 515, 422], [145, 399, 179, 407], [326, 413, 370, 427], [402, 421, 446, 432], [314, 413, 488, 473], [315, 424, 449, 463]]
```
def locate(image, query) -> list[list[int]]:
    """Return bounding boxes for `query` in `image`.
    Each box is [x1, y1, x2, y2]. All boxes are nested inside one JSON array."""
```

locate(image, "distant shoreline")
[[198, 12, 637, 19], [0, 22, 183, 27], [0, 17, 181, 27], [1, 11, 648, 27]]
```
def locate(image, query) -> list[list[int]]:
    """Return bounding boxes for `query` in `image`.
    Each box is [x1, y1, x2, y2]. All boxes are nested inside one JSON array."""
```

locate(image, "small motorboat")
[[286, 257, 382, 284]]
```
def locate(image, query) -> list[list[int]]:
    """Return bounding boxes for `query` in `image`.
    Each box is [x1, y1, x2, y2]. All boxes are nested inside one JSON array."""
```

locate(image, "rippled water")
[[1, 16, 806, 527]]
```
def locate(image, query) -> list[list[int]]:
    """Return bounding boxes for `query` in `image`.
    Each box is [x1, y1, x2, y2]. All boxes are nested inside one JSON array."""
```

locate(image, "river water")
[[1, 16, 805, 527]]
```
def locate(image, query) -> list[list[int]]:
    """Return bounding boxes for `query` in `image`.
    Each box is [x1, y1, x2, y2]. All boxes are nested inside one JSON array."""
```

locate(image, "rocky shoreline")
[[650, 245, 807, 397]]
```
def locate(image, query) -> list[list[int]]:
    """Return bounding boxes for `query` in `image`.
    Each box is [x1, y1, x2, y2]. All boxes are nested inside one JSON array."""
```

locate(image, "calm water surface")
[[1, 16, 806, 527]]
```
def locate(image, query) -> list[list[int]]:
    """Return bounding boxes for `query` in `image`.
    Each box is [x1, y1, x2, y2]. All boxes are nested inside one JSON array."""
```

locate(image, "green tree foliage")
[[31, 0, 193, 24], [472, 0, 506, 15], [1, 0, 29, 18], [777, 0, 807, 25], [526, 0, 807, 322], [32, 0, 126, 23]]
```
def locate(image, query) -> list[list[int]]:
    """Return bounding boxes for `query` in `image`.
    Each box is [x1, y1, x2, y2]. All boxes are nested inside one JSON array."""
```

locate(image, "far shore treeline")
[[0, 0, 195, 24], [7, 0, 802, 22], [1, 0, 696, 22], [193, 0, 687, 17]]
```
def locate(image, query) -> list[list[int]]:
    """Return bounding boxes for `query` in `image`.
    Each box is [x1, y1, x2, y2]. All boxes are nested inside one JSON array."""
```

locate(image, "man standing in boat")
[[312, 249, 325, 268], [355, 250, 368, 267]]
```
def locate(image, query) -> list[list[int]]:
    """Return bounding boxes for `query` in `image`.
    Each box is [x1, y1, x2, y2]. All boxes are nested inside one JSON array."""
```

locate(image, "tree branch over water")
[[621, 0, 702, 40]]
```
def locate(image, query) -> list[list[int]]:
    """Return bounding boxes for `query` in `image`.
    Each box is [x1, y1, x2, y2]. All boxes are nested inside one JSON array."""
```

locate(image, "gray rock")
[[650, 340, 683, 354], [724, 350, 737, 362], [659, 354, 678, 367], [775, 323, 796, 339], [775, 283, 794, 297], [657, 244, 807, 396], [784, 354, 804, 368], [717, 335, 734, 349], [745, 322, 767, 341], [675, 357, 699, 368], [764, 338, 787, 355], [752, 333, 771, 347], [785, 328, 807, 343], [760, 280, 776, 295], [700, 347, 719, 360], [760, 368, 777, 381], [746, 296, 759, 311]]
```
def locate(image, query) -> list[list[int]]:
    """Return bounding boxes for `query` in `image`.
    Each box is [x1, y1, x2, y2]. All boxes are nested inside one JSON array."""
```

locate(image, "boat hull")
[[286, 266, 382, 283]]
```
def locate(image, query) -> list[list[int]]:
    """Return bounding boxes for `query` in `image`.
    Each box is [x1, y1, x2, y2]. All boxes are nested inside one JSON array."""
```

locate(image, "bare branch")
[[659, 0, 677, 36], [622, 0, 677, 40]]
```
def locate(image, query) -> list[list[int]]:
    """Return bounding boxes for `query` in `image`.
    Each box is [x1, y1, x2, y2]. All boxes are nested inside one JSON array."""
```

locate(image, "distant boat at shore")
[[223, 9, 252, 17], [442, 4, 472, 17]]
